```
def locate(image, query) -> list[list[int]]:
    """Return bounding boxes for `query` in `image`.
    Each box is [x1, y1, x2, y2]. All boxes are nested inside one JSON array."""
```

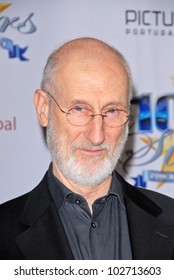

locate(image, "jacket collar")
[[15, 173, 74, 260], [115, 172, 174, 259], [125, 195, 174, 259]]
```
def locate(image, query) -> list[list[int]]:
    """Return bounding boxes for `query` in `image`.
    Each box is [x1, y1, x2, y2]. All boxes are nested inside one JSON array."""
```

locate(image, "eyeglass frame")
[[45, 90, 133, 128]]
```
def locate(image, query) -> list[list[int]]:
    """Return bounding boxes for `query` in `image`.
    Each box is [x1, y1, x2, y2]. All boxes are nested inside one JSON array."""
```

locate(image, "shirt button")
[[75, 199, 81, 204], [91, 222, 96, 228]]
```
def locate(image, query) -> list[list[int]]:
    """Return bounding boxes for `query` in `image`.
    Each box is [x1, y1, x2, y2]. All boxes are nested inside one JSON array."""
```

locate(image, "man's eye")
[[70, 106, 89, 115], [74, 106, 84, 112], [105, 108, 122, 118], [106, 108, 119, 114], [107, 108, 117, 113]]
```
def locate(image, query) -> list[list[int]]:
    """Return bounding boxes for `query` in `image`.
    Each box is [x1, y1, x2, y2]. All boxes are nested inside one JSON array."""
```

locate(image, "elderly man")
[[1, 37, 174, 260]]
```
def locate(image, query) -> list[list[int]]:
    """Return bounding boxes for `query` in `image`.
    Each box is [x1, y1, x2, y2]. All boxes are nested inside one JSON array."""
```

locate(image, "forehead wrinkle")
[[56, 64, 128, 109]]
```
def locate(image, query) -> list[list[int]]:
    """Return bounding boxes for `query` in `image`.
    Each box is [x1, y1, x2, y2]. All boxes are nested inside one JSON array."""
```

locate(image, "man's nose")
[[84, 115, 105, 146]]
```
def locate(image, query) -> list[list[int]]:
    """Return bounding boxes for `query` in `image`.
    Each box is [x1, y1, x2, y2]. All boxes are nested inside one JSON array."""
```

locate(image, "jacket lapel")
[[125, 195, 174, 259], [15, 174, 74, 260], [116, 169, 174, 260]]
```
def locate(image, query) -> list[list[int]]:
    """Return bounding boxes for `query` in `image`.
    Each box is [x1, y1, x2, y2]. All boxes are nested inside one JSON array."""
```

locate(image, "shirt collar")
[[108, 172, 126, 209], [47, 163, 125, 211], [47, 163, 72, 211]]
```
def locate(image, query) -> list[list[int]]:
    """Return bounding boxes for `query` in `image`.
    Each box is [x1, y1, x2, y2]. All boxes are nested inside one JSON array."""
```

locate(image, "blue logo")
[[0, 7, 37, 61], [120, 92, 174, 189], [0, 36, 28, 61]]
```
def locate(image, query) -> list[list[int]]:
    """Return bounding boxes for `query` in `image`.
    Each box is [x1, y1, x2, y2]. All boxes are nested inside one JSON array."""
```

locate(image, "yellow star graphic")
[[0, 3, 11, 13], [140, 136, 157, 151], [159, 132, 174, 188], [140, 131, 174, 188]]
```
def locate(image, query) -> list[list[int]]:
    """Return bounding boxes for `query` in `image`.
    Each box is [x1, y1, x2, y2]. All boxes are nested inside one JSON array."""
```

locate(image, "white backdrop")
[[0, 0, 174, 203]]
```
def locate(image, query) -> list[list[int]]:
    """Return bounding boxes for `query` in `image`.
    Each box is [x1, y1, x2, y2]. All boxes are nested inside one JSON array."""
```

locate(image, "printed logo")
[[0, 2, 37, 61], [125, 10, 174, 36], [119, 84, 174, 189], [0, 36, 28, 60], [0, 116, 16, 131]]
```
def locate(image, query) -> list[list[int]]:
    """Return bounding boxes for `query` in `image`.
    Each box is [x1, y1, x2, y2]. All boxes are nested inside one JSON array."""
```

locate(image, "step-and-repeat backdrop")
[[1, 0, 174, 203]]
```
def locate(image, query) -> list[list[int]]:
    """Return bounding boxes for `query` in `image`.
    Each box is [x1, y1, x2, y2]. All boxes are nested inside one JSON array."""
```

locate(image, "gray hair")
[[40, 49, 59, 94]]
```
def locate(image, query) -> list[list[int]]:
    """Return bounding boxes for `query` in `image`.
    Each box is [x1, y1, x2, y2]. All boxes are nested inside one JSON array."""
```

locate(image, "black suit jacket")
[[1, 171, 174, 260]]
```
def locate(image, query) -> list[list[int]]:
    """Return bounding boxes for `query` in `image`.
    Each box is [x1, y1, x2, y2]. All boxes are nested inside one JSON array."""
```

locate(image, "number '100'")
[[131, 93, 174, 131]]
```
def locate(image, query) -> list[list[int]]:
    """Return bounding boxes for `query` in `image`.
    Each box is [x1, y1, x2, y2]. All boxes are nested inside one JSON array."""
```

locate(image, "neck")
[[52, 162, 112, 212]]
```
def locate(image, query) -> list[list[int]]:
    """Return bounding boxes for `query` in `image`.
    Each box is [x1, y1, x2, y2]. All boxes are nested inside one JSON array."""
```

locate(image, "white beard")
[[46, 117, 128, 187]]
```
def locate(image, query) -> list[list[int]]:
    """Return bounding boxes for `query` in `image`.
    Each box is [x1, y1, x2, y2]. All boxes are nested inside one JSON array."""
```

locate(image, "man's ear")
[[33, 89, 49, 127]]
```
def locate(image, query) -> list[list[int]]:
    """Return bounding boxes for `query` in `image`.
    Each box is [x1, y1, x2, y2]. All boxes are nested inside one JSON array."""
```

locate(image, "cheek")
[[105, 127, 126, 148], [53, 115, 83, 144]]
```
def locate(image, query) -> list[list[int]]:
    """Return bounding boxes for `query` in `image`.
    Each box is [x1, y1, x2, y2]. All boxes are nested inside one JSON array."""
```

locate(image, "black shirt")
[[47, 164, 132, 259]]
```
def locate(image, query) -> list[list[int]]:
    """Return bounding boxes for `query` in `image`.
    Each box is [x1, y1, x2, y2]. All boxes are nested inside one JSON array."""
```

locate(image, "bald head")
[[41, 37, 132, 101], [53, 37, 121, 62]]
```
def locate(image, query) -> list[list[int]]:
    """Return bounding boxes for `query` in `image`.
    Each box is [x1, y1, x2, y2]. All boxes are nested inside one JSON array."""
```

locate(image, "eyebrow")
[[69, 99, 128, 110], [70, 99, 90, 105]]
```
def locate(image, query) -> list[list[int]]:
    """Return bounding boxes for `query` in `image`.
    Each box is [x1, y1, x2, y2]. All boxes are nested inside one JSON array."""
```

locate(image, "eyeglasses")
[[46, 91, 133, 128]]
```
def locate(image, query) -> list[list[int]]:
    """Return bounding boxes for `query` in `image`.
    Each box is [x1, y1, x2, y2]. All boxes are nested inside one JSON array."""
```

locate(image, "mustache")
[[71, 141, 111, 151]]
